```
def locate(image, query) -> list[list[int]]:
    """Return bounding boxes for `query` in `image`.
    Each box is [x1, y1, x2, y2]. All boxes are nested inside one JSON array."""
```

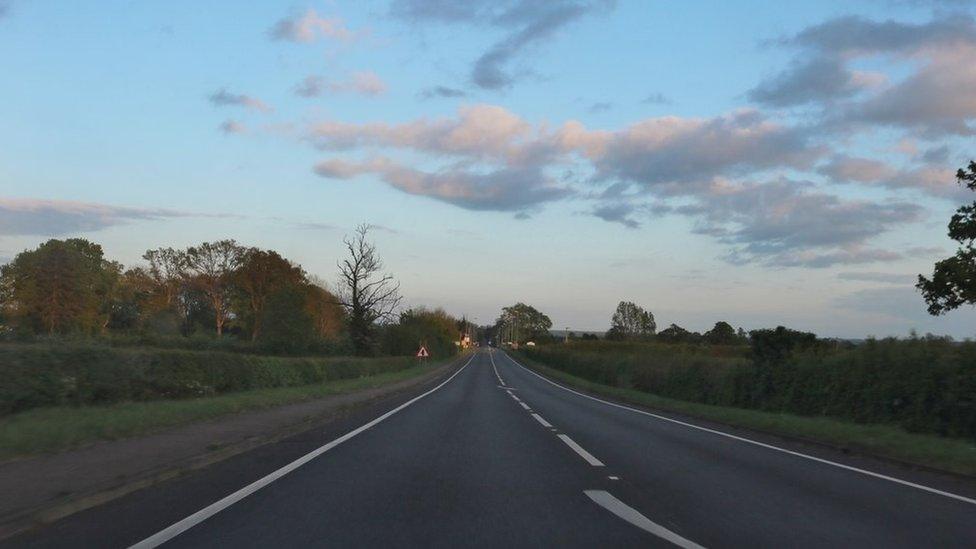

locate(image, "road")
[[10, 348, 976, 548]]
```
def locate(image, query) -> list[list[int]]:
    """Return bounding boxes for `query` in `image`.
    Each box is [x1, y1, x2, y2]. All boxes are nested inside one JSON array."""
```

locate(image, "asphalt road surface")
[[10, 349, 976, 548]]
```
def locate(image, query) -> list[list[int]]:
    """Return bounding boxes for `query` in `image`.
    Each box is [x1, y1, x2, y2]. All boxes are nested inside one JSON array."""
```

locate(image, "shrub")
[[0, 343, 417, 415]]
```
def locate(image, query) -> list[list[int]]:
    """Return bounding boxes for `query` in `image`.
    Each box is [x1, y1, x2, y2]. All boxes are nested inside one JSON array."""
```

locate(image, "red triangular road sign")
[[416, 346, 429, 358]]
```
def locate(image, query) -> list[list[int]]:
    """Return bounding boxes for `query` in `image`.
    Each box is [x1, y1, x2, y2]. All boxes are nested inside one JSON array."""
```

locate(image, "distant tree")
[[495, 303, 552, 343], [918, 161, 976, 315], [142, 247, 188, 312], [258, 284, 317, 355], [184, 240, 245, 336], [0, 239, 116, 334], [657, 323, 698, 344], [580, 332, 599, 340], [749, 326, 818, 366], [704, 321, 738, 345], [607, 301, 656, 340], [304, 279, 346, 342], [235, 248, 306, 341], [384, 307, 458, 357], [337, 224, 402, 355]]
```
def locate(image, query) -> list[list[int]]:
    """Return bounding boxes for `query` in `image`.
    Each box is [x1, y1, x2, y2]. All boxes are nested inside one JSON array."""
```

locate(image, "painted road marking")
[[502, 352, 976, 507], [519, 401, 531, 411], [558, 434, 605, 467], [608, 476, 620, 481], [585, 490, 704, 549], [129, 354, 477, 549], [531, 413, 553, 428], [488, 350, 505, 385]]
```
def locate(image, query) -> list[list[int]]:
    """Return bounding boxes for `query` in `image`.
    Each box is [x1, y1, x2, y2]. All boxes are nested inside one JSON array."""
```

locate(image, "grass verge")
[[0, 360, 449, 459], [513, 352, 976, 478]]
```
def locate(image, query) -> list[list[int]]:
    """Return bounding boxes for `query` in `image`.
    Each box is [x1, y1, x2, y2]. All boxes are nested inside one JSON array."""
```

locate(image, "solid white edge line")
[[501, 352, 976, 506], [129, 353, 478, 549], [585, 490, 705, 549], [557, 434, 605, 466], [531, 413, 553, 428]]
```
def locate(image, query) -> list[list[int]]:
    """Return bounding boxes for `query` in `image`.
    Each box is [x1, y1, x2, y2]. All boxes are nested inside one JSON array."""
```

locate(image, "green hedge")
[[0, 343, 417, 415], [521, 338, 976, 440]]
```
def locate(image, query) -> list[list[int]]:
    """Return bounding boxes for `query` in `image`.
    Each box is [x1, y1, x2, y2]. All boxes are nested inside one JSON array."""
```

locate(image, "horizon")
[[2, 0, 976, 339]]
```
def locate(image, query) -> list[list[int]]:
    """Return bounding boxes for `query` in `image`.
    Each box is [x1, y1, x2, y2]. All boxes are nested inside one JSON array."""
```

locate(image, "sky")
[[1, 0, 975, 338]]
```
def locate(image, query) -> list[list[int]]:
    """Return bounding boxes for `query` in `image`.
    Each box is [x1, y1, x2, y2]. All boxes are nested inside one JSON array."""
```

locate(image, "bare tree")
[[185, 240, 244, 336], [337, 224, 401, 354]]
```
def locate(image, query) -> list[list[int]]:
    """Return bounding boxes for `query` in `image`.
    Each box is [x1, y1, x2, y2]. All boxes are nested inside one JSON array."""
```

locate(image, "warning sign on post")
[[416, 345, 429, 358]]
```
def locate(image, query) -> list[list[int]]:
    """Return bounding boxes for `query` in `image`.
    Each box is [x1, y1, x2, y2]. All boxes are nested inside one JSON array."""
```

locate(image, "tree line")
[[0, 224, 462, 357]]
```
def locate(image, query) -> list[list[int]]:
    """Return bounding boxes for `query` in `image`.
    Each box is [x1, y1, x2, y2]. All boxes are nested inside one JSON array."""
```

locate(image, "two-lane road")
[[11, 349, 976, 547]]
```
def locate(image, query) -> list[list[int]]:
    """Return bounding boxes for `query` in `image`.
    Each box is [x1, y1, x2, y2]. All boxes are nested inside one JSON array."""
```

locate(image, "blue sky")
[[2, 0, 975, 337]]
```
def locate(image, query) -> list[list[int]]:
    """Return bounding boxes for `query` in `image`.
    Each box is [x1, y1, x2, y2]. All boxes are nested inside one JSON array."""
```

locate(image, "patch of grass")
[[513, 352, 976, 477], [0, 360, 447, 459]]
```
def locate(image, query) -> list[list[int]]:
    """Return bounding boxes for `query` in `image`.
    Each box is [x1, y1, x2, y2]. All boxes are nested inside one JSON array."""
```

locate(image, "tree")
[[383, 307, 458, 357], [704, 321, 738, 345], [495, 303, 552, 344], [657, 323, 700, 344], [607, 301, 656, 340], [235, 248, 306, 341], [337, 224, 402, 355], [258, 284, 317, 355], [918, 161, 976, 315], [0, 239, 115, 334], [304, 279, 346, 342], [184, 240, 245, 336]]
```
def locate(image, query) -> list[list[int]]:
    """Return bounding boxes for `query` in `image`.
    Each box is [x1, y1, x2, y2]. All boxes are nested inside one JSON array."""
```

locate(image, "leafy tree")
[[495, 302, 552, 344], [304, 279, 346, 342], [607, 301, 656, 340], [657, 323, 701, 344], [704, 321, 738, 345], [337, 224, 402, 355], [384, 307, 458, 357], [0, 239, 116, 334], [749, 326, 817, 366], [235, 248, 306, 341], [184, 240, 245, 336], [142, 247, 189, 316], [258, 284, 317, 355], [918, 161, 976, 315]]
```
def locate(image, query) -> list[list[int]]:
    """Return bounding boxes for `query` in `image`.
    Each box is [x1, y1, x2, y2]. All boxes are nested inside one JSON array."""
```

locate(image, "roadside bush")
[[520, 336, 976, 439], [0, 343, 418, 415]]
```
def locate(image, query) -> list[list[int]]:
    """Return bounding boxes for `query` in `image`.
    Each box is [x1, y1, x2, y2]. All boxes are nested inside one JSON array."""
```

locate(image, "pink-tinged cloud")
[[0, 198, 201, 236], [269, 9, 358, 43]]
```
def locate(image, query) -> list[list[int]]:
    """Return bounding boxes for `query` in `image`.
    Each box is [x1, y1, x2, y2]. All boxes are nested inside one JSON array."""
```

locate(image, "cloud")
[[219, 119, 247, 134], [755, 15, 976, 135], [418, 86, 468, 100], [296, 72, 387, 97], [588, 102, 612, 113], [683, 178, 922, 267], [302, 104, 922, 268], [565, 109, 824, 192], [591, 202, 640, 228], [749, 56, 884, 107], [269, 9, 358, 43], [817, 155, 964, 199], [837, 271, 917, 284], [391, 0, 616, 90], [0, 198, 197, 236], [313, 157, 573, 212], [641, 92, 670, 105], [208, 88, 272, 113]]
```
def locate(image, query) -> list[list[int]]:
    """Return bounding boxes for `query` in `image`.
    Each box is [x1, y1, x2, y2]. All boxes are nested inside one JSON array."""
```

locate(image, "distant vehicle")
[[525, 341, 535, 346]]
